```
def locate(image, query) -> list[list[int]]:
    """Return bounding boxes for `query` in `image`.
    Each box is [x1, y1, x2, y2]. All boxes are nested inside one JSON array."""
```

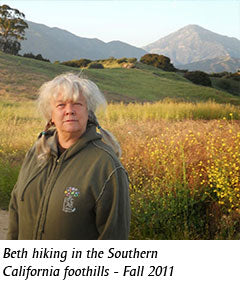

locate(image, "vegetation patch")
[[88, 62, 104, 69], [140, 53, 176, 72], [1, 100, 240, 239], [210, 72, 240, 96], [184, 71, 212, 87]]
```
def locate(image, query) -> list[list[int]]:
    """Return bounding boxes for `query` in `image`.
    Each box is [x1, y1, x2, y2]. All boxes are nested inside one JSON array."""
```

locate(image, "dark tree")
[[0, 4, 28, 55], [140, 53, 176, 71]]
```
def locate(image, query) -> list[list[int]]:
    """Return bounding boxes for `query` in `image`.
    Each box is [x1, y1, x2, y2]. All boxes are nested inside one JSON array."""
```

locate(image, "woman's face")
[[51, 92, 89, 138]]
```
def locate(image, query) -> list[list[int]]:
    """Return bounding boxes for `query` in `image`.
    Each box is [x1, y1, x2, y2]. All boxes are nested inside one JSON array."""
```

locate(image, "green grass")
[[0, 51, 79, 100], [0, 159, 20, 210], [130, 184, 210, 239], [83, 66, 240, 104], [1, 51, 240, 104]]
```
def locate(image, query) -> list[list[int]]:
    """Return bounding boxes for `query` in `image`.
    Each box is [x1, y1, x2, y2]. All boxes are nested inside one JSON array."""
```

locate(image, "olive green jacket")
[[7, 126, 130, 240]]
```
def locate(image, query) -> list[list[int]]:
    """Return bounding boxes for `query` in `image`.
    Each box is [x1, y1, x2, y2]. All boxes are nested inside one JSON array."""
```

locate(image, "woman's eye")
[[56, 103, 65, 108], [74, 102, 83, 106]]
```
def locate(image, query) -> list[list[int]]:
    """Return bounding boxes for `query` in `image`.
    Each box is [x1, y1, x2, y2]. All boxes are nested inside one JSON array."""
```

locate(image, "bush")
[[226, 72, 240, 82], [211, 77, 240, 96], [87, 62, 104, 69], [216, 78, 231, 90], [23, 52, 50, 62], [210, 71, 230, 78], [184, 71, 212, 87], [128, 57, 137, 64], [140, 53, 176, 71], [61, 58, 92, 68], [35, 54, 50, 62], [117, 57, 128, 64], [209, 72, 240, 82]]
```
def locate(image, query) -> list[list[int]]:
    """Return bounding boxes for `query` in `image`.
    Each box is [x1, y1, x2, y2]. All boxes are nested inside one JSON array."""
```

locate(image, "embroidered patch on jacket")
[[62, 187, 80, 213]]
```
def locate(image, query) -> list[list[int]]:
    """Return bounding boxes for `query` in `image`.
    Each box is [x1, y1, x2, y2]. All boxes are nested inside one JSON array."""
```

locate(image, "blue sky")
[[1, 0, 240, 47]]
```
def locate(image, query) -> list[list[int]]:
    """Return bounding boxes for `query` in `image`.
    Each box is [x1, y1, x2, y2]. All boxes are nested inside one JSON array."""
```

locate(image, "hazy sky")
[[1, 0, 240, 47]]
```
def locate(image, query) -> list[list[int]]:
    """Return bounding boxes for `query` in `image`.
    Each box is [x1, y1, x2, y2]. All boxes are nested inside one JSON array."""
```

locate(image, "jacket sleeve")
[[96, 167, 131, 240], [7, 145, 37, 239], [7, 183, 19, 239]]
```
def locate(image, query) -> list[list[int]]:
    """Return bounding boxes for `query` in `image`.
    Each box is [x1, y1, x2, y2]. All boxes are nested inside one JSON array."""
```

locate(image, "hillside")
[[0, 51, 239, 105], [143, 25, 240, 66], [19, 21, 146, 62], [177, 56, 240, 73]]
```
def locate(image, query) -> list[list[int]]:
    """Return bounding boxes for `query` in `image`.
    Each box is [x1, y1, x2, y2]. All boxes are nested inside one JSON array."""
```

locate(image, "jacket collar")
[[45, 125, 102, 160]]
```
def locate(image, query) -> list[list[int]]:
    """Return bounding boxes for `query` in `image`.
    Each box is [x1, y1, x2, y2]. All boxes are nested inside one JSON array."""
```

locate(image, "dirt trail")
[[0, 210, 9, 240]]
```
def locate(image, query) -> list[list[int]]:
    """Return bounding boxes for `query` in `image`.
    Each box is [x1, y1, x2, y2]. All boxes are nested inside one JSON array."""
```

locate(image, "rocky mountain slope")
[[143, 25, 240, 66], [177, 56, 240, 73]]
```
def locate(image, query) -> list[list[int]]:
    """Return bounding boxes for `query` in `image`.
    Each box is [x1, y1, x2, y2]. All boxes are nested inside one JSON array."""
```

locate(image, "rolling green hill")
[[0, 51, 239, 105]]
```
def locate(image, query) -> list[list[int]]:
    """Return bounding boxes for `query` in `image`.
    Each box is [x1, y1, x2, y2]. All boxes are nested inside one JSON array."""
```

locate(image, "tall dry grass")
[[1, 100, 240, 238]]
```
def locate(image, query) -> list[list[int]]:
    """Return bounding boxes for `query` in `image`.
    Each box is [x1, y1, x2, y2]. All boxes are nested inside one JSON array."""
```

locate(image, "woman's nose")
[[65, 103, 75, 115]]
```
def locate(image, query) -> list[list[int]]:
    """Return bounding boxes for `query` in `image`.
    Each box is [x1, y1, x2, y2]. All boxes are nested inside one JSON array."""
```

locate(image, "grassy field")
[[0, 99, 240, 239], [1, 51, 240, 104], [1, 51, 240, 239]]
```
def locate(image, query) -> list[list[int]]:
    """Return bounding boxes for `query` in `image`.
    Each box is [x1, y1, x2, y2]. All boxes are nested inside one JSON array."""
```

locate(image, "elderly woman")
[[7, 73, 130, 240]]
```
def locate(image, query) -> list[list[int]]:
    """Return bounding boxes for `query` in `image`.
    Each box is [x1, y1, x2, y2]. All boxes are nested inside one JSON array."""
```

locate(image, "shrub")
[[117, 57, 128, 64], [140, 53, 176, 71], [184, 71, 212, 87], [211, 77, 240, 96], [76, 58, 92, 67], [209, 72, 240, 81], [210, 71, 230, 78], [226, 72, 240, 82], [23, 52, 50, 62], [216, 78, 231, 90], [87, 62, 104, 69], [35, 54, 50, 62], [61, 58, 92, 68], [128, 57, 137, 63], [22, 52, 35, 59]]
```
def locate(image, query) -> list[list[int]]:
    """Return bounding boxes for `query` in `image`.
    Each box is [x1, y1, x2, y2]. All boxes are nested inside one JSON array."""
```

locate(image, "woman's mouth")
[[64, 119, 78, 123]]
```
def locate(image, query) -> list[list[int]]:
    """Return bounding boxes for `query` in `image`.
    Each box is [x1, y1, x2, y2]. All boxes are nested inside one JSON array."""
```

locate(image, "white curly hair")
[[36, 73, 121, 162]]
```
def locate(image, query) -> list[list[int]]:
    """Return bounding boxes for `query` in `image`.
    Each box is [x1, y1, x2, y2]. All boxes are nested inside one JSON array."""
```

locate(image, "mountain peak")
[[182, 24, 205, 30], [184, 24, 208, 30], [143, 25, 240, 65]]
